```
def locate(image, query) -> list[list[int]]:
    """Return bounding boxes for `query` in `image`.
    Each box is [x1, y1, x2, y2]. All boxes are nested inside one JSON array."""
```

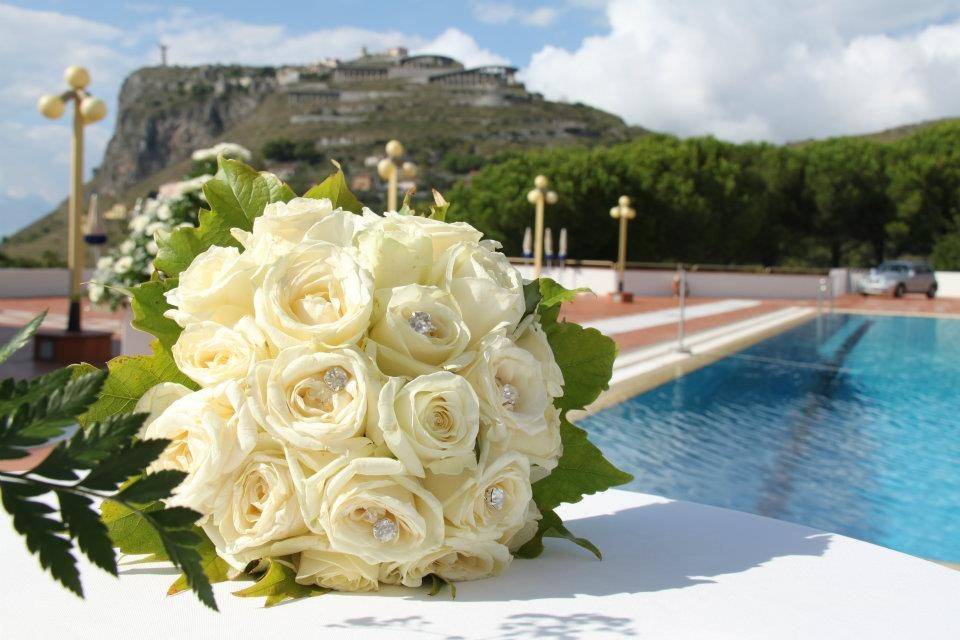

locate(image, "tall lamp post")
[[38, 66, 108, 332], [526, 175, 558, 278], [610, 195, 636, 303], [377, 139, 418, 212]]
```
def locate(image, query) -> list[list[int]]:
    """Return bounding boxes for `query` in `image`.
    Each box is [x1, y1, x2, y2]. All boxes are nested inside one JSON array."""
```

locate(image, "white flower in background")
[[432, 240, 525, 343], [296, 550, 380, 592], [129, 214, 150, 235], [143, 382, 256, 514], [88, 282, 105, 304], [383, 211, 482, 260], [119, 239, 135, 255], [156, 203, 172, 221], [95, 256, 113, 271], [513, 315, 564, 398], [253, 241, 374, 350], [145, 221, 165, 237], [191, 142, 252, 162], [244, 345, 379, 451], [133, 382, 192, 435], [356, 215, 434, 289], [146, 240, 159, 256], [317, 457, 445, 564], [113, 256, 134, 274], [367, 284, 473, 377], [423, 450, 532, 542], [371, 373, 479, 477], [464, 333, 552, 439], [203, 435, 308, 569], [172, 317, 271, 387], [165, 245, 256, 327]]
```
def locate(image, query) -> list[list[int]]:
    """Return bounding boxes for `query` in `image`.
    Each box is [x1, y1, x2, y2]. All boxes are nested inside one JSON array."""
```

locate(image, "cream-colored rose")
[[133, 382, 191, 435], [382, 211, 482, 260], [254, 241, 374, 350], [513, 315, 564, 398], [423, 451, 532, 542], [203, 435, 308, 569], [505, 501, 542, 552], [355, 215, 433, 289], [296, 550, 379, 592], [318, 457, 444, 564], [231, 198, 374, 264], [367, 284, 472, 377], [432, 537, 512, 582], [172, 317, 270, 387], [142, 382, 256, 513], [491, 403, 563, 482], [244, 345, 379, 451], [464, 333, 551, 439], [371, 373, 479, 477], [164, 245, 255, 327], [432, 241, 524, 342]]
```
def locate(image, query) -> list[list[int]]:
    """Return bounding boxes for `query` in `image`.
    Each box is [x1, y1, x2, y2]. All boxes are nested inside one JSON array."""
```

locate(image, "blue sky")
[[2, 1, 960, 236]]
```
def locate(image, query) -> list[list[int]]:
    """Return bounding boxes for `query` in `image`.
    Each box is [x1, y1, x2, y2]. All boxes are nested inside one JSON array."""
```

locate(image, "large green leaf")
[[233, 559, 328, 607], [100, 499, 166, 560], [546, 321, 617, 411], [0, 311, 45, 365], [205, 158, 271, 226], [532, 417, 633, 513], [81, 345, 197, 425], [303, 161, 363, 213], [514, 508, 601, 560], [261, 171, 297, 204], [130, 278, 182, 350], [153, 207, 242, 276]]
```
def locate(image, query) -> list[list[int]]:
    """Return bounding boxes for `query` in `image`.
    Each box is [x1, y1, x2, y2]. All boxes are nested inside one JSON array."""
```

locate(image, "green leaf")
[[150, 514, 217, 610], [427, 189, 449, 221], [116, 470, 187, 503], [514, 508, 601, 560], [523, 281, 542, 317], [0, 368, 72, 419], [0, 312, 45, 365], [261, 171, 297, 203], [131, 278, 182, 350], [427, 573, 457, 598], [539, 277, 589, 310], [205, 158, 270, 226], [57, 491, 118, 575], [80, 439, 170, 491], [546, 321, 617, 411], [81, 345, 197, 425], [101, 499, 167, 560], [0, 480, 82, 596], [303, 160, 363, 213], [151, 507, 202, 529], [167, 530, 231, 596], [233, 559, 328, 607], [532, 417, 633, 513], [152, 208, 239, 277], [62, 413, 147, 467]]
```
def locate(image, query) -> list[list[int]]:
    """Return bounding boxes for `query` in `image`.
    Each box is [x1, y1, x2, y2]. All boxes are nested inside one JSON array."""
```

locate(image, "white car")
[[859, 261, 938, 298]]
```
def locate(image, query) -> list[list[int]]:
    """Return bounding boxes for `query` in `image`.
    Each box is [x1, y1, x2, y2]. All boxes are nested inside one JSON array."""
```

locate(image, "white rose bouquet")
[[89, 157, 630, 608]]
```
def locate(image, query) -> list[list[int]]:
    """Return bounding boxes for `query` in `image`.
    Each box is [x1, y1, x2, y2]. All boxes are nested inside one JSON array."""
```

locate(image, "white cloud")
[[414, 28, 510, 67], [472, 2, 560, 27], [523, 0, 960, 142]]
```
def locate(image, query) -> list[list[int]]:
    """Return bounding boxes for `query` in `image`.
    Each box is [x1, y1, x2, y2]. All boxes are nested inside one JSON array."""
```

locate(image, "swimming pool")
[[582, 313, 960, 562]]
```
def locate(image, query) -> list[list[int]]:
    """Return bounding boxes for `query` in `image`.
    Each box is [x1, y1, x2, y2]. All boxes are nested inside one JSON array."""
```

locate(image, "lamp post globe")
[[377, 157, 394, 179], [80, 96, 107, 124], [619, 195, 631, 208], [534, 174, 549, 190], [402, 161, 418, 179], [37, 94, 66, 119], [385, 139, 404, 158], [527, 189, 539, 204], [545, 190, 558, 205], [64, 65, 90, 90]]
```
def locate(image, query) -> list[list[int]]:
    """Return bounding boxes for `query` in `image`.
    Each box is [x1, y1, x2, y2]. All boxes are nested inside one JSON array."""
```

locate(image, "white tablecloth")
[[2, 489, 958, 639]]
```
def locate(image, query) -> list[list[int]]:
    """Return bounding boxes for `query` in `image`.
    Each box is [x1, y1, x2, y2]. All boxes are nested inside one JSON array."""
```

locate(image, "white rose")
[[203, 435, 308, 569], [380, 537, 511, 586], [513, 316, 564, 398], [383, 211, 483, 260], [254, 241, 373, 350], [133, 382, 192, 435], [356, 215, 434, 289], [318, 457, 445, 564], [423, 450, 532, 542], [143, 382, 256, 514], [490, 403, 563, 482], [371, 373, 479, 477], [164, 245, 255, 327], [172, 317, 270, 387], [296, 550, 379, 592], [506, 501, 542, 552], [464, 333, 551, 439], [367, 284, 472, 377], [244, 345, 379, 451], [432, 241, 525, 342]]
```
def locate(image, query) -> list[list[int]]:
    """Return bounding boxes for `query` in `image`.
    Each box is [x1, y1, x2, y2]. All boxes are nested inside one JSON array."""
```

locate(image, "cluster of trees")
[[447, 121, 960, 269], [263, 137, 323, 164]]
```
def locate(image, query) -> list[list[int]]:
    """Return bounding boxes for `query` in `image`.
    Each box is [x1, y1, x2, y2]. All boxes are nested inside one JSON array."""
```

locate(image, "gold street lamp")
[[610, 195, 637, 302], [526, 175, 558, 278], [377, 139, 418, 212], [38, 65, 108, 332]]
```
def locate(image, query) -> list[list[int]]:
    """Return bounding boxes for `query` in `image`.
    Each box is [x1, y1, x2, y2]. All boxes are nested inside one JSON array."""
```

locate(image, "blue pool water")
[[582, 313, 960, 561]]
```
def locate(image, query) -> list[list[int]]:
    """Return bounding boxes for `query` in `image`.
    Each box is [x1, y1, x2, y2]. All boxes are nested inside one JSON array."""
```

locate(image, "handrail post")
[[677, 266, 690, 353]]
